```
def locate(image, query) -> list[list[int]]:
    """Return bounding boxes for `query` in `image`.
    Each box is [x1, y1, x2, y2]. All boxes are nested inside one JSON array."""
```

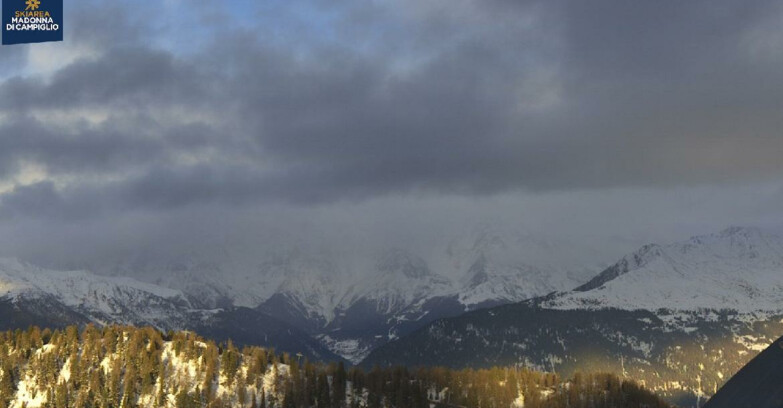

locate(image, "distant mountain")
[[0, 258, 341, 362], [0, 258, 192, 328], [704, 335, 783, 408], [7, 224, 783, 405], [87, 225, 613, 362], [362, 227, 783, 406], [550, 226, 783, 312], [442, 227, 607, 308]]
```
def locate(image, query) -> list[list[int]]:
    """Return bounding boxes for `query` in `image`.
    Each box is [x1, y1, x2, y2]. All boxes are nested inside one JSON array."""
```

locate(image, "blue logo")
[[3, 0, 63, 45]]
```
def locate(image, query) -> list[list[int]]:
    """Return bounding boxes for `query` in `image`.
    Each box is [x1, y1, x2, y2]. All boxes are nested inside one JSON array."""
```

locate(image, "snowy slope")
[[0, 258, 192, 327], [318, 249, 456, 362], [337, 248, 452, 317], [97, 225, 612, 318], [310, 227, 611, 361], [101, 225, 612, 319], [439, 226, 607, 307], [84, 225, 615, 361], [362, 227, 783, 405], [544, 227, 783, 312], [0, 258, 343, 361]]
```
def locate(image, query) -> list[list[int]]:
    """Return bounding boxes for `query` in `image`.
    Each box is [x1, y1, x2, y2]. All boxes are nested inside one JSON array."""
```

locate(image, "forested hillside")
[[0, 325, 669, 408]]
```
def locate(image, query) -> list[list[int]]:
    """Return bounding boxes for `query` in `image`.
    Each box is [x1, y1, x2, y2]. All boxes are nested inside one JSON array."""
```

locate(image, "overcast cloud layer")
[[0, 0, 782, 265]]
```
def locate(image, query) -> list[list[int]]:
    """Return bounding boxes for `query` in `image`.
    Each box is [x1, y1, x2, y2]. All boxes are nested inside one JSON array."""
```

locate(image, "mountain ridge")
[[361, 226, 783, 406], [84, 225, 614, 361], [0, 258, 341, 362], [548, 226, 783, 312]]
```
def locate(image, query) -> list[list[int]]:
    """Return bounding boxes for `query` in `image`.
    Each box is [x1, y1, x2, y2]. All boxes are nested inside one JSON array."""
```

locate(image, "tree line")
[[0, 325, 670, 408]]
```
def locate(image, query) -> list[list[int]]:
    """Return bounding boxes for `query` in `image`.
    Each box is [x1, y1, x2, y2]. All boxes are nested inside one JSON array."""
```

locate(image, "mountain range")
[[83, 225, 614, 362], [363, 226, 783, 405], [0, 257, 340, 362], [3, 225, 783, 405]]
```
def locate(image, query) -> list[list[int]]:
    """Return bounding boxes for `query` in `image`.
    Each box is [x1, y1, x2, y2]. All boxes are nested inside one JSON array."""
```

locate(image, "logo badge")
[[3, 0, 63, 45], [26, 0, 42, 11]]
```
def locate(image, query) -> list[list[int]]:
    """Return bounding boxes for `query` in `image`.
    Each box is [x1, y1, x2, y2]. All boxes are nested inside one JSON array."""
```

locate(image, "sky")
[[0, 0, 782, 267]]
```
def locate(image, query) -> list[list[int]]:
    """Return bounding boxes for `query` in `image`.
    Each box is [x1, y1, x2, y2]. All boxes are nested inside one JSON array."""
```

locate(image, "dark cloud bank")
[[0, 0, 782, 264]]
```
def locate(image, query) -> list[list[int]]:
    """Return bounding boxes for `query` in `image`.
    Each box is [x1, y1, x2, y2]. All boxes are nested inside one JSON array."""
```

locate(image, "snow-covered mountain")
[[362, 226, 783, 406], [544, 226, 783, 312], [85, 225, 613, 362], [317, 248, 456, 362], [4, 222, 612, 363], [442, 228, 603, 307], [0, 258, 341, 362], [0, 258, 192, 328]]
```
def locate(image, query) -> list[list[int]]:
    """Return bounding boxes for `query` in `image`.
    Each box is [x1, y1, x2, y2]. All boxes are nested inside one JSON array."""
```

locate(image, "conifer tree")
[[237, 373, 248, 407], [54, 382, 69, 408], [332, 361, 346, 408], [222, 340, 240, 388], [0, 325, 673, 408], [282, 382, 296, 408], [316, 371, 331, 408]]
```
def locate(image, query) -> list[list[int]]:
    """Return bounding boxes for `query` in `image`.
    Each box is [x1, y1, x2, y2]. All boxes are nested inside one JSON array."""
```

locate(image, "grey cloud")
[[0, 46, 26, 76], [0, 182, 64, 219], [0, 0, 782, 220], [0, 117, 167, 177], [0, 47, 210, 111]]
